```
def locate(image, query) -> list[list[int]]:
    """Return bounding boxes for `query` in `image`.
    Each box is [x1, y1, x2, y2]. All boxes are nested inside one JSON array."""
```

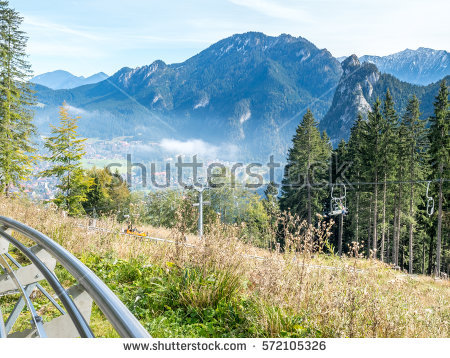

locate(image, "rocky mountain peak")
[[319, 56, 381, 143], [342, 54, 360, 74]]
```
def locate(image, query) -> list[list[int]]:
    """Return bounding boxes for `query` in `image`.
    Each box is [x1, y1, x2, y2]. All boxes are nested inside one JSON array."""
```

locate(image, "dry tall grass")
[[0, 196, 448, 337]]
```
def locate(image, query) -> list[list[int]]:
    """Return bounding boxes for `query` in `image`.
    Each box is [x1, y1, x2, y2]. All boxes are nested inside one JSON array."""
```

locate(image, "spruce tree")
[[335, 139, 348, 256], [347, 113, 365, 244], [428, 81, 449, 276], [393, 117, 409, 267], [361, 99, 384, 258], [280, 109, 330, 225], [381, 89, 399, 262], [402, 95, 426, 273], [0, 1, 36, 195], [40, 103, 91, 215]]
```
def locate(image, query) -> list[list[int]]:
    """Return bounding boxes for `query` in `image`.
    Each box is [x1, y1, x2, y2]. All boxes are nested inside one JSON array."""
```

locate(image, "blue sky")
[[11, 0, 450, 77]]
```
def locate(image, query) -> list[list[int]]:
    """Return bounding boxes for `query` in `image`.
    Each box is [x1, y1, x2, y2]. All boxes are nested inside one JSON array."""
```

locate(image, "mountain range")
[[319, 55, 448, 143], [33, 32, 449, 160], [337, 48, 449, 86], [34, 32, 343, 159], [360, 48, 449, 85], [31, 70, 109, 90]]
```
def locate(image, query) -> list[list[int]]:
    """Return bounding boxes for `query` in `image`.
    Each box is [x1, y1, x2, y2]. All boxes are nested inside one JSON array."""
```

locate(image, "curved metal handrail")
[[0, 229, 94, 337], [0, 216, 150, 338]]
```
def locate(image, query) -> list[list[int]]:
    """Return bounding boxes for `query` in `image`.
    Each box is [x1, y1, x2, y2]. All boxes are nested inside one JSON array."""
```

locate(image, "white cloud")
[[228, 0, 312, 22], [194, 95, 210, 109], [239, 108, 251, 124], [24, 15, 102, 40], [65, 105, 101, 119], [160, 138, 238, 159]]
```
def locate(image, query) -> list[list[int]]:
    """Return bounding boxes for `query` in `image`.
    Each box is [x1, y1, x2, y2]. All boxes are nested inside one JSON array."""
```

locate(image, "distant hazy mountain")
[[320, 54, 449, 144], [31, 70, 109, 90], [34, 32, 343, 159], [360, 48, 449, 85]]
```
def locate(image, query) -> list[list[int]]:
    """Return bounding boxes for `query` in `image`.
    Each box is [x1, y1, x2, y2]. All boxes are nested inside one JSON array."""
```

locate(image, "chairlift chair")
[[326, 184, 348, 217]]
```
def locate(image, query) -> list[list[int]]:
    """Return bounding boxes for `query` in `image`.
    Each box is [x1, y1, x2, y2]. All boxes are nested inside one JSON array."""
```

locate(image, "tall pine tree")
[[428, 81, 449, 276], [361, 99, 384, 258], [0, 1, 36, 195], [280, 109, 330, 225], [381, 89, 399, 262], [347, 113, 365, 245], [402, 95, 426, 273], [335, 139, 348, 256], [40, 103, 91, 216]]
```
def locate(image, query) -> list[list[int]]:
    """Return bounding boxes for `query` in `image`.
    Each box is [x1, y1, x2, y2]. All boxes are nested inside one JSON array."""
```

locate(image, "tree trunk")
[[307, 177, 311, 226], [408, 182, 414, 274], [401, 241, 404, 270], [368, 197, 372, 258], [422, 239, 425, 274], [306, 158, 311, 226], [427, 234, 434, 275], [355, 185, 360, 243], [386, 224, 390, 263], [306, 131, 312, 226], [381, 175, 387, 261], [435, 167, 443, 277], [373, 176, 378, 259], [338, 213, 343, 256], [392, 199, 398, 265], [395, 184, 403, 266]]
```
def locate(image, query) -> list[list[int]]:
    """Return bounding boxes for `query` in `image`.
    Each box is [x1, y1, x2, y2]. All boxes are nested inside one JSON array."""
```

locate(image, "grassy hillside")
[[0, 197, 448, 338]]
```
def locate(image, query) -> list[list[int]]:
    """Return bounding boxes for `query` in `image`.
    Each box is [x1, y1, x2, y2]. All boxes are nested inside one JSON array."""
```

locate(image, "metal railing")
[[0, 216, 151, 338]]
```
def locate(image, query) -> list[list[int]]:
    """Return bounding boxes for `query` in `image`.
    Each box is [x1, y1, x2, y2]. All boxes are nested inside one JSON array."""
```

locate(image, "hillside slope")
[[0, 197, 448, 338]]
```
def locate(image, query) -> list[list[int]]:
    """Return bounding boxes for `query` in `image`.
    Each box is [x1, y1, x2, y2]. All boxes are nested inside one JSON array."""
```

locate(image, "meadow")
[[0, 197, 448, 338]]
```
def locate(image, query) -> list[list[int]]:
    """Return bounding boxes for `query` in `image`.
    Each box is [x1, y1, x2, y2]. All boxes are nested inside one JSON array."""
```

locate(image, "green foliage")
[[40, 103, 91, 215], [83, 167, 131, 217], [342, 84, 448, 273], [144, 189, 197, 229], [280, 109, 331, 224], [81, 253, 317, 338], [427, 80, 449, 274], [141, 184, 273, 247], [0, 1, 36, 195], [429, 81, 449, 175], [361, 98, 384, 183], [238, 193, 271, 247], [263, 181, 280, 233], [382, 89, 400, 178], [402, 96, 427, 184]]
